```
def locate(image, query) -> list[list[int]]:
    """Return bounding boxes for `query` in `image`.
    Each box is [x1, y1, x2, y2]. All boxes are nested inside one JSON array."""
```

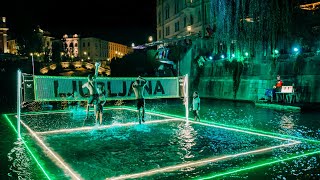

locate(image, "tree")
[[52, 41, 64, 62]]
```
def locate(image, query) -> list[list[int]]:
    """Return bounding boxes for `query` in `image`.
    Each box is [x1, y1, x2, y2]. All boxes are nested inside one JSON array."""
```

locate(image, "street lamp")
[[30, 53, 35, 76], [187, 26, 192, 35], [148, 36, 153, 42], [60, 52, 65, 61]]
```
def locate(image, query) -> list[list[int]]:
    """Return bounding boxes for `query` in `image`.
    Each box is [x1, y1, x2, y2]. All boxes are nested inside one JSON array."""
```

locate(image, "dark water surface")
[[1, 66, 320, 179], [1, 98, 320, 179]]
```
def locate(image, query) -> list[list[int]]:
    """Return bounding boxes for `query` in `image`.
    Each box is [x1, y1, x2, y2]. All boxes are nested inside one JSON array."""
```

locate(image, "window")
[[175, 21, 180, 32], [158, 11, 162, 24], [198, 10, 201, 22], [87, 42, 90, 47], [83, 42, 85, 47], [184, 17, 187, 27], [165, 26, 170, 36], [165, 5, 170, 20], [158, 30, 162, 39], [204, 5, 207, 24], [190, 15, 194, 25], [174, 0, 179, 14]]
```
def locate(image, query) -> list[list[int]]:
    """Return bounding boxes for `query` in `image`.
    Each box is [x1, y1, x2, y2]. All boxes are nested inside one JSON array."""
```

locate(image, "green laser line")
[[126, 106, 320, 143], [3, 114, 51, 180], [200, 150, 320, 179]]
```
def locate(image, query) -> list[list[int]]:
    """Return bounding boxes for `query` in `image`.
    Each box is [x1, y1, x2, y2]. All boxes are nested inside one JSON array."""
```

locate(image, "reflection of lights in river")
[[109, 141, 300, 180], [280, 114, 294, 129], [177, 122, 197, 160]]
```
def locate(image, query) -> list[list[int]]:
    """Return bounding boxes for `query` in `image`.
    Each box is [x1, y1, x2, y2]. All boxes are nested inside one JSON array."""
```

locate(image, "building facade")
[[0, 17, 9, 53], [107, 41, 132, 61], [61, 35, 132, 62], [62, 34, 80, 59], [156, 0, 211, 41], [7, 39, 18, 55], [79, 37, 108, 61]]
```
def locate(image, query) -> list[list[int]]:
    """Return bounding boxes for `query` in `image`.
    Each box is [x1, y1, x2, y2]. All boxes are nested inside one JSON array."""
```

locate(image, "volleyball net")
[[17, 70, 189, 137], [21, 73, 188, 102]]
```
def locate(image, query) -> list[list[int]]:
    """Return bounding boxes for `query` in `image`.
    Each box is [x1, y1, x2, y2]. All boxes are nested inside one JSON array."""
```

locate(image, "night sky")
[[2, 0, 156, 45]]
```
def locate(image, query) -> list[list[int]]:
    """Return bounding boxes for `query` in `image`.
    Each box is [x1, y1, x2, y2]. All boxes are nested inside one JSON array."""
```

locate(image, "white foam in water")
[[7, 140, 32, 179]]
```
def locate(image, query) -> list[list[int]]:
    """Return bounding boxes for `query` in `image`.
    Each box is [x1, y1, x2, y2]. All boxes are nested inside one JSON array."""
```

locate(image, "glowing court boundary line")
[[16, 108, 299, 142], [121, 106, 320, 143], [94, 107, 299, 142], [197, 119, 320, 144], [18, 119, 83, 180], [36, 118, 182, 135], [187, 121, 299, 142], [19, 107, 114, 116], [3, 114, 51, 180], [5, 108, 320, 179], [15, 111, 302, 180], [13, 109, 302, 180], [4, 111, 314, 180], [108, 141, 300, 180], [200, 149, 320, 179], [16, 106, 308, 143]]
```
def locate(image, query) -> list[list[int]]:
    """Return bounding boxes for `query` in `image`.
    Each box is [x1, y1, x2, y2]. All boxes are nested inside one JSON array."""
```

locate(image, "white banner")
[[34, 76, 180, 101]]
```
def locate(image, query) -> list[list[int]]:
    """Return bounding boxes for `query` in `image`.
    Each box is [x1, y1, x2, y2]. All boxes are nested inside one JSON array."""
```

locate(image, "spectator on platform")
[[273, 75, 283, 102]]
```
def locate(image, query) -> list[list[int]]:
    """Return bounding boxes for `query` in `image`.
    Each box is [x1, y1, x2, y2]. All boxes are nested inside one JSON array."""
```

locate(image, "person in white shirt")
[[191, 91, 200, 121]]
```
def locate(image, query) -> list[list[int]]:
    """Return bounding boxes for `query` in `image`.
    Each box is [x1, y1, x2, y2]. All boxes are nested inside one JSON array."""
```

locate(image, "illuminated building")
[[62, 34, 80, 59], [156, 0, 211, 40], [107, 41, 132, 61], [300, 1, 320, 11], [7, 39, 18, 55], [79, 37, 108, 62], [0, 17, 9, 53]]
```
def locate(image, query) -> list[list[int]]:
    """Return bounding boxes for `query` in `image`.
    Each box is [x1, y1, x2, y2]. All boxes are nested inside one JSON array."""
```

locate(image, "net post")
[[17, 70, 22, 139], [185, 74, 189, 120]]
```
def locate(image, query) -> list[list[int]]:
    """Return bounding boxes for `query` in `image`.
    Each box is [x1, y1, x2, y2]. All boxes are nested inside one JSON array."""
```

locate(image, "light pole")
[[30, 53, 35, 76]]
